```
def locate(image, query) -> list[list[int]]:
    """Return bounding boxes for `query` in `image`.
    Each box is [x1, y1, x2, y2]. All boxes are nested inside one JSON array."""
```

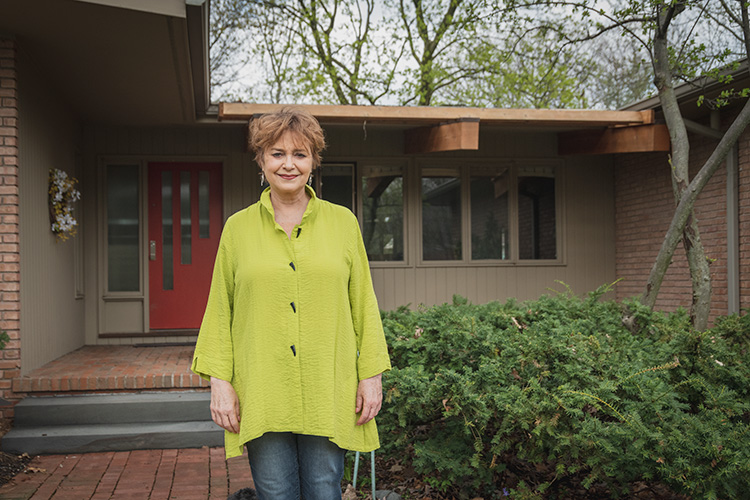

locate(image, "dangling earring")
[[307, 173, 313, 186], [260, 171, 265, 187]]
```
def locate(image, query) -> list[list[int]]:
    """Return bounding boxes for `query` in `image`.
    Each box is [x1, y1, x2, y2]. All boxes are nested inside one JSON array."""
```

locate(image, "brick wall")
[[615, 112, 749, 324], [0, 38, 20, 419], [738, 123, 750, 313]]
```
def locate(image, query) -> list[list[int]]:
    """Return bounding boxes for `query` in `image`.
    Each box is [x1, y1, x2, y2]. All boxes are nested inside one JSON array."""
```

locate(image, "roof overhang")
[[623, 59, 750, 121], [220, 103, 668, 155], [1, 0, 210, 126]]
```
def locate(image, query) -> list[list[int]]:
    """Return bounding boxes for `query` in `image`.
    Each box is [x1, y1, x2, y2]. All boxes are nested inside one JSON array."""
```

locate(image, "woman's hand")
[[210, 377, 241, 434], [355, 373, 383, 426]]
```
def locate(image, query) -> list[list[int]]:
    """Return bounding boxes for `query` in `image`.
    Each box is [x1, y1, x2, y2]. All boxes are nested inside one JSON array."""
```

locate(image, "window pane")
[[320, 164, 354, 211], [162, 171, 174, 290], [180, 170, 192, 265], [471, 167, 510, 260], [422, 173, 461, 260], [107, 165, 140, 292], [198, 171, 210, 239], [362, 167, 404, 261], [518, 167, 556, 260]]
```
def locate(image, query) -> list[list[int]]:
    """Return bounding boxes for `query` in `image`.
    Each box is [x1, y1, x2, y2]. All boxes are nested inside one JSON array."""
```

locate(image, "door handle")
[[149, 240, 156, 261]]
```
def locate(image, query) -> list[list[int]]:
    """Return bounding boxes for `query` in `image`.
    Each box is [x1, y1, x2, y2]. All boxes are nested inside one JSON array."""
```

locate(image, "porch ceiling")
[[1, 0, 206, 126]]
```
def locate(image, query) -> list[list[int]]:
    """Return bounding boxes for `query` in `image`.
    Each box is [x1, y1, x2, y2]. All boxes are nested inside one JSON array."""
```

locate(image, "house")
[[0, 0, 747, 433]]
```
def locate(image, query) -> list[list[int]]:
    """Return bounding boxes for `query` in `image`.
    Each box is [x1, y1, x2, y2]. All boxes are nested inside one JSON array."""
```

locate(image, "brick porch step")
[[12, 345, 210, 394], [2, 392, 223, 454]]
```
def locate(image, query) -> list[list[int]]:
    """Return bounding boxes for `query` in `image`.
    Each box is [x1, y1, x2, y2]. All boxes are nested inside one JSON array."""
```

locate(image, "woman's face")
[[261, 131, 314, 198]]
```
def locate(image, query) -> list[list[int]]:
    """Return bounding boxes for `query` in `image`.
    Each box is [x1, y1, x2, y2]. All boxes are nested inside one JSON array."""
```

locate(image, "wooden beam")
[[404, 119, 479, 154], [220, 103, 654, 128], [557, 123, 670, 155]]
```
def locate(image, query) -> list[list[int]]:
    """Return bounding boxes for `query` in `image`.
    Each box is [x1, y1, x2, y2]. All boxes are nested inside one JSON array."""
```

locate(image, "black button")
[[290, 302, 296, 313], [296, 228, 302, 238], [289, 262, 296, 271], [290, 345, 296, 356]]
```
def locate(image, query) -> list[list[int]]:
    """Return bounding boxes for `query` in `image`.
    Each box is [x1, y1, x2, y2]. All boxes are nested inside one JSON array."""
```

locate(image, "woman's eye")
[[295, 153, 307, 159], [271, 153, 282, 158]]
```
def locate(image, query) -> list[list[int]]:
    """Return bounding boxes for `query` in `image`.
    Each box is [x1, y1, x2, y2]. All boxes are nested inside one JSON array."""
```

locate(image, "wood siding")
[[18, 49, 85, 373]]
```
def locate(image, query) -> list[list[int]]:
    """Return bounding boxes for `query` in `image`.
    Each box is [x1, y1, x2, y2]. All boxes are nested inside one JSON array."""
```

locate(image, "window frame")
[[316, 161, 357, 212], [418, 165, 465, 265], [416, 159, 565, 267], [356, 158, 411, 268], [101, 160, 145, 297]]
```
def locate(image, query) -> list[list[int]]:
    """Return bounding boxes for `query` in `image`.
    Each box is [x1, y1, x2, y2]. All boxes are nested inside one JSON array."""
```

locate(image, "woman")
[[191, 106, 391, 500]]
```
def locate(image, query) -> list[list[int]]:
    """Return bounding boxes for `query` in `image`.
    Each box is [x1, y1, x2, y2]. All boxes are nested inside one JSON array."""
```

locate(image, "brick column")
[[0, 38, 21, 420]]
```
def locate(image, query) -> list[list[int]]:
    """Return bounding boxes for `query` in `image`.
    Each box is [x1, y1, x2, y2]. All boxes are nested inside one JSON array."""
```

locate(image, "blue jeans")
[[246, 432, 346, 500]]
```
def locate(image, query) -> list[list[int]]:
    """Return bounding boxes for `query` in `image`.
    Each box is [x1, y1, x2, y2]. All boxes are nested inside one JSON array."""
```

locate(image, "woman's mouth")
[[279, 174, 298, 180]]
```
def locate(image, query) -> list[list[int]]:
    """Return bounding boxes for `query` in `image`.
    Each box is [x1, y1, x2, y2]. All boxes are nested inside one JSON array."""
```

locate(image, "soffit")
[[1, 0, 196, 126], [622, 60, 750, 121], [73, 0, 187, 18]]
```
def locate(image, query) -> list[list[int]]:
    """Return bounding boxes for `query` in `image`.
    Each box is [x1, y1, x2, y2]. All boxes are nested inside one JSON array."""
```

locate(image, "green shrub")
[[378, 287, 750, 499]]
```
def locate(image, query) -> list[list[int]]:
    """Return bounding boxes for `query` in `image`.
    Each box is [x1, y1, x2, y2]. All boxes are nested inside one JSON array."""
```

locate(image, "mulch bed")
[[353, 454, 690, 500], [0, 451, 31, 487]]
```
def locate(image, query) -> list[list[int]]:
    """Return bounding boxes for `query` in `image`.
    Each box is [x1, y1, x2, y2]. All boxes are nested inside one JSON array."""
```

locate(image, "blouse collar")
[[260, 184, 319, 224]]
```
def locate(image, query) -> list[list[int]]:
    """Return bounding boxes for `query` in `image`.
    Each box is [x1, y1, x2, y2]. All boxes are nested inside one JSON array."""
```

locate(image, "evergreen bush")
[[378, 285, 750, 499]]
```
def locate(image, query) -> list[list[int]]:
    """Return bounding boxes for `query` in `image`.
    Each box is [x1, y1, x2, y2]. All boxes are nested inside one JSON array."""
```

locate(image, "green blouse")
[[191, 186, 391, 459]]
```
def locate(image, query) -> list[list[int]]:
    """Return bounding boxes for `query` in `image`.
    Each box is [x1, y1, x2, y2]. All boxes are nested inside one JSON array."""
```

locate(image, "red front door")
[[148, 162, 222, 330]]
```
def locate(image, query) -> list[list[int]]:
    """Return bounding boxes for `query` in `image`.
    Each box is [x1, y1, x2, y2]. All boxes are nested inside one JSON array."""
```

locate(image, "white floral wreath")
[[48, 168, 80, 241]]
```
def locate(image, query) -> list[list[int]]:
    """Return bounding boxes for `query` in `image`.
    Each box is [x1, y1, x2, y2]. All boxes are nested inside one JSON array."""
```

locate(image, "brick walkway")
[[12, 346, 208, 395], [0, 447, 253, 500]]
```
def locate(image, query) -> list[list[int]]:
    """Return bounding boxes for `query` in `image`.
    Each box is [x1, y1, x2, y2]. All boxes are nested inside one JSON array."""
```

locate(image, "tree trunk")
[[683, 214, 712, 331], [640, 6, 712, 330]]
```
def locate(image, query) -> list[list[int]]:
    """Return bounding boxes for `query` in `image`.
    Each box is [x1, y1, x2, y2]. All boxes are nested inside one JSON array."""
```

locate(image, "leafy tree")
[[257, 0, 402, 104], [442, 30, 597, 108], [586, 35, 654, 109], [209, 0, 259, 102], [211, 0, 603, 107], [387, 0, 500, 105]]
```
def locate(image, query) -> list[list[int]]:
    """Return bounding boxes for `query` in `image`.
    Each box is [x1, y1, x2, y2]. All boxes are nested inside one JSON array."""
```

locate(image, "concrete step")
[[12, 392, 212, 427], [1, 420, 223, 455], [2, 391, 224, 454]]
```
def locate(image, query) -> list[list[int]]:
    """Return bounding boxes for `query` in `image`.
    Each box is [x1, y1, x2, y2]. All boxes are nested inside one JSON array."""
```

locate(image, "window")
[[107, 165, 140, 292], [318, 163, 355, 211], [361, 165, 404, 261], [350, 160, 559, 266], [471, 166, 510, 260], [421, 169, 462, 261], [518, 166, 557, 260], [415, 162, 558, 264]]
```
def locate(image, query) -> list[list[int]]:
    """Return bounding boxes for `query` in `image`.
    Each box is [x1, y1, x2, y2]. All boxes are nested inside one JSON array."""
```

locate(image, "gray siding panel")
[[18, 51, 86, 373]]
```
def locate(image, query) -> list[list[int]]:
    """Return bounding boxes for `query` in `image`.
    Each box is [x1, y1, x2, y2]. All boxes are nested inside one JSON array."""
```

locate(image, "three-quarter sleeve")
[[191, 222, 236, 382], [347, 216, 392, 381]]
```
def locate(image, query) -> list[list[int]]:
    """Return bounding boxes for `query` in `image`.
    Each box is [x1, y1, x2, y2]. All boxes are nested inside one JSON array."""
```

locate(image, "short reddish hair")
[[249, 106, 326, 167]]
